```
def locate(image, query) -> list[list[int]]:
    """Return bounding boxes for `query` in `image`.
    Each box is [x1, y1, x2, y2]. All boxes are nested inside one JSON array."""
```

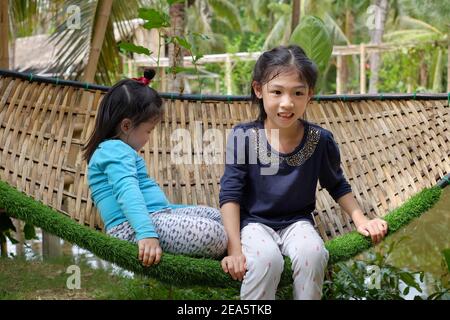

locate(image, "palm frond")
[[251, 0, 270, 17], [47, 0, 96, 78], [9, 0, 51, 37], [208, 0, 242, 33], [397, 16, 443, 36], [383, 29, 440, 43], [324, 13, 351, 45], [186, 3, 214, 54], [47, 0, 152, 85], [262, 14, 288, 50]]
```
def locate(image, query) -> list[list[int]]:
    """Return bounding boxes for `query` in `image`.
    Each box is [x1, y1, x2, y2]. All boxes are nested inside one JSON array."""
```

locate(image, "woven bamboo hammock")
[[0, 69, 449, 289]]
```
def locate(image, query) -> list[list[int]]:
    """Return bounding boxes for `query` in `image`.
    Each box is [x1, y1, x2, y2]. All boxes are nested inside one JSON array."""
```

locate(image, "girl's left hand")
[[356, 218, 388, 244]]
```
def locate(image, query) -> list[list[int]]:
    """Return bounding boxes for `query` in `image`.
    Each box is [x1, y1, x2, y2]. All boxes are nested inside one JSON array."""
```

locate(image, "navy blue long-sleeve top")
[[219, 120, 352, 230]]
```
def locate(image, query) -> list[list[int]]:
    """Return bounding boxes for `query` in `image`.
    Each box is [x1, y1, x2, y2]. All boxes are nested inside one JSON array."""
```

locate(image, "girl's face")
[[119, 118, 159, 151], [253, 70, 313, 130]]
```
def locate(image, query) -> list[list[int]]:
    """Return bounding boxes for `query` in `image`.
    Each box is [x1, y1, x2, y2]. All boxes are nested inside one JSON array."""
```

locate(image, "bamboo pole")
[[0, 0, 8, 68], [336, 55, 342, 94], [83, 0, 113, 83], [225, 54, 232, 95], [360, 43, 366, 94]]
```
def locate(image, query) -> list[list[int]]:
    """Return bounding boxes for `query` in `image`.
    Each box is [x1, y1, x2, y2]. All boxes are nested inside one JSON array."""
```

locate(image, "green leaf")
[[399, 272, 422, 292], [289, 15, 333, 81], [419, 271, 424, 283], [24, 223, 37, 240], [403, 286, 410, 296], [174, 36, 192, 51], [337, 262, 365, 291], [118, 42, 152, 56], [442, 249, 450, 273], [138, 8, 170, 29], [193, 54, 204, 63]]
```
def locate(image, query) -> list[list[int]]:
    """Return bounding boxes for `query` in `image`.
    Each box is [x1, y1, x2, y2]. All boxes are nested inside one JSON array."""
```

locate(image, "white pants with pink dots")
[[240, 220, 329, 300]]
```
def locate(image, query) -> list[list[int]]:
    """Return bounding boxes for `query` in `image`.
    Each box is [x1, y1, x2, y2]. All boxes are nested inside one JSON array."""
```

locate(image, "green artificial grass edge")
[[0, 180, 442, 288], [325, 187, 442, 263]]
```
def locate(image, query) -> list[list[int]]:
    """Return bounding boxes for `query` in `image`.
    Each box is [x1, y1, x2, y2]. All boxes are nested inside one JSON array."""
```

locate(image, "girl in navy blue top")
[[219, 45, 388, 300]]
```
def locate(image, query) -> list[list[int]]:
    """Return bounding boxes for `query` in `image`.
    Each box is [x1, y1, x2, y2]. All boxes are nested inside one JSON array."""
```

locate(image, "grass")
[[0, 255, 239, 300]]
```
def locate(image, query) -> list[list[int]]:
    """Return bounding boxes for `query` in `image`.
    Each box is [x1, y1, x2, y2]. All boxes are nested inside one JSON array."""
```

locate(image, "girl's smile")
[[277, 112, 295, 120]]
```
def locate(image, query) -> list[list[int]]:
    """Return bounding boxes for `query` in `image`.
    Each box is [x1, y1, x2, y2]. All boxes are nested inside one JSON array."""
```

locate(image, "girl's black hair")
[[83, 69, 163, 162], [251, 45, 318, 121]]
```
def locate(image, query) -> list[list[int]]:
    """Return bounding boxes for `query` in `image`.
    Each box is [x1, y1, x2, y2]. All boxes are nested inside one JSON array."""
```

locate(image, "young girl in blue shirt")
[[84, 70, 227, 267], [219, 45, 388, 300]]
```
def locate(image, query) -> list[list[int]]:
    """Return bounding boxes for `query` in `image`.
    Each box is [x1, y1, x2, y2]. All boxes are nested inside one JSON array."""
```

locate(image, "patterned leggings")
[[106, 206, 228, 259]]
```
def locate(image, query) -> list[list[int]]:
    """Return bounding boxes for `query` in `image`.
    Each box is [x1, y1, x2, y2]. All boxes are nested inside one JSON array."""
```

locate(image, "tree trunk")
[[0, 240, 6, 257], [168, 2, 185, 93], [0, 0, 9, 68], [291, 0, 301, 34], [13, 219, 24, 256], [42, 232, 62, 259], [83, 0, 113, 83], [0, 210, 7, 257], [368, 0, 389, 94]]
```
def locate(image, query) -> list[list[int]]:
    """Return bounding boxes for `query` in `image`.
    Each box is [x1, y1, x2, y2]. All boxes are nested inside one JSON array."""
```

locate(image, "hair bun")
[[144, 68, 156, 81]]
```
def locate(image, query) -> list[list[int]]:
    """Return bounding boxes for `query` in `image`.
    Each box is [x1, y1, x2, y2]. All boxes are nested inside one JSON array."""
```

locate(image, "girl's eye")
[[295, 92, 304, 96], [272, 90, 281, 95]]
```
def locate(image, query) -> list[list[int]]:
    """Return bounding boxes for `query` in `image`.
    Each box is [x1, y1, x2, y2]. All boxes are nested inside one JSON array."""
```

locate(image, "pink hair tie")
[[132, 76, 151, 86], [132, 69, 155, 86]]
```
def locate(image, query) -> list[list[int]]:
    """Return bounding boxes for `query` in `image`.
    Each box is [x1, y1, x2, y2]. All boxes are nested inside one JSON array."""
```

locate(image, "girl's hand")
[[356, 218, 388, 244], [138, 238, 162, 266], [221, 254, 247, 281]]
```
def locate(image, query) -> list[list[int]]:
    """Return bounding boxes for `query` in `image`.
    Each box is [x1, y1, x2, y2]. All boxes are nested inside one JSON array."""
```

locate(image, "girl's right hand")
[[138, 238, 162, 267], [221, 253, 247, 281]]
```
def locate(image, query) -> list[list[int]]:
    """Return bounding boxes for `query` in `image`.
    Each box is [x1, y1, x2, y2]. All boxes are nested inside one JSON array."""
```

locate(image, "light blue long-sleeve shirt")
[[87, 139, 188, 240]]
